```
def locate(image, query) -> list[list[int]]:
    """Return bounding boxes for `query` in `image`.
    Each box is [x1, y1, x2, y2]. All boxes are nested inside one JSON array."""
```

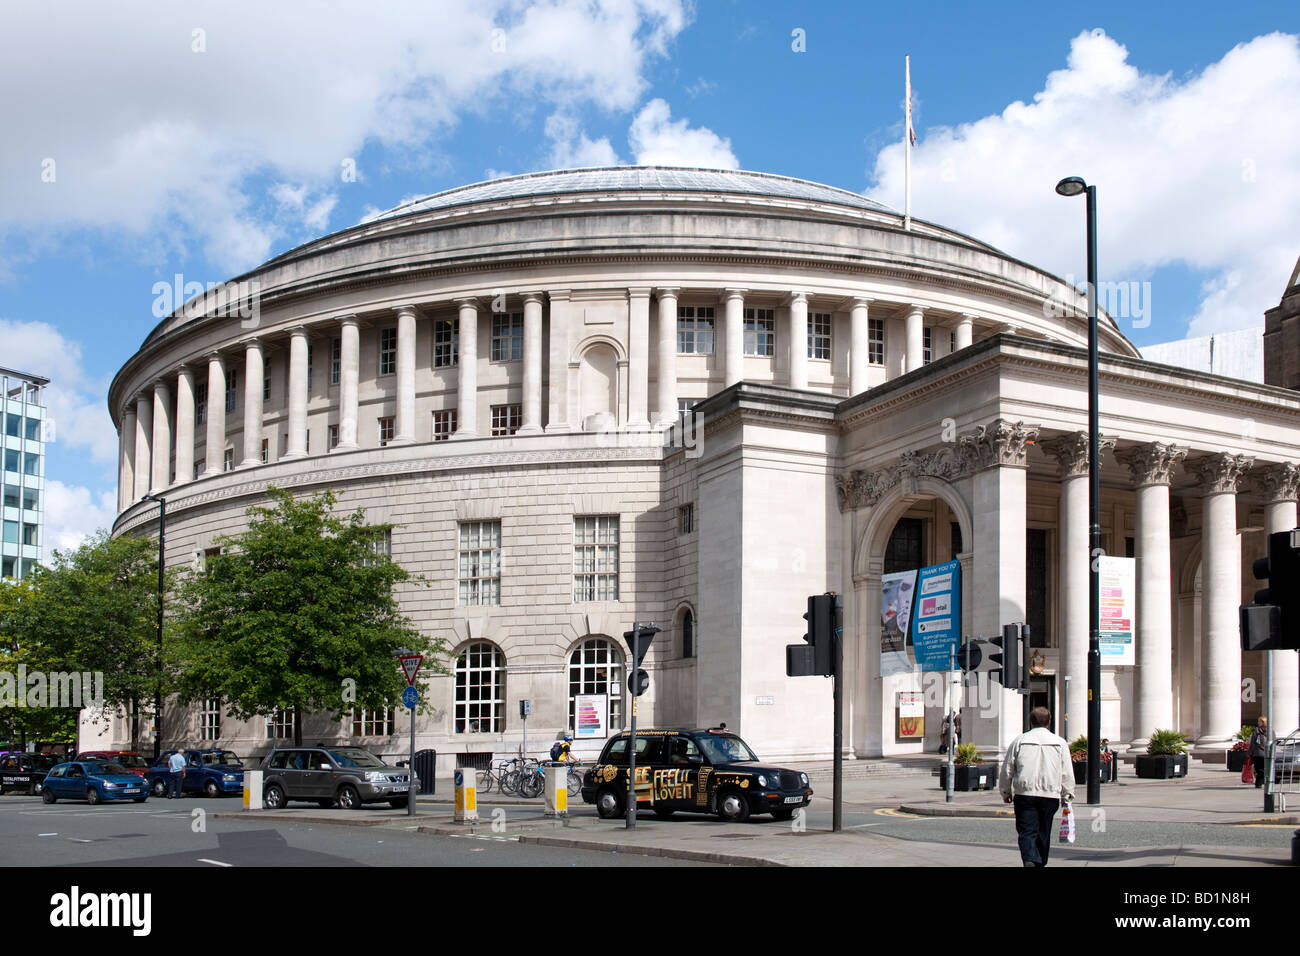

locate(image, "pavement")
[[214, 756, 1300, 867]]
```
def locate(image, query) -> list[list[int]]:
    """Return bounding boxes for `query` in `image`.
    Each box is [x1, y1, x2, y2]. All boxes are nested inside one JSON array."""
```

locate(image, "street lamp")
[[1055, 175, 1101, 806], [141, 493, 166, 761]]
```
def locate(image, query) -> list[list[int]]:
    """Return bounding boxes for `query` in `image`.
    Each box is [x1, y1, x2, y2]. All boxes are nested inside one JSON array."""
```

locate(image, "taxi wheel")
[[717, 790, 750, 823], [42, 788, 56, 804], [596, 788, 624, 819]]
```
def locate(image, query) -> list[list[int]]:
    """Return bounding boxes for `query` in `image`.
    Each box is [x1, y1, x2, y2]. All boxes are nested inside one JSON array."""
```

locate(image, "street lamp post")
[[1055, 175, 1102, 806], [141, 494, 166, 761]]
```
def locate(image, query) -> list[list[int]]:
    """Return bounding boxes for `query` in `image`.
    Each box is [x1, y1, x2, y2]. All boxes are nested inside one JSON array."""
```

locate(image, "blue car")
[[145, 749, 245, 798], [41, 761, 149, 805]]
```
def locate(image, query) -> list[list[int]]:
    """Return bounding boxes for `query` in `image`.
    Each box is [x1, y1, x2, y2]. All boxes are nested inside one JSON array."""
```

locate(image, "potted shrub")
[[1226, 726, 1251, 773], [1135, 729, 1189, 779], [938, 743, 999, 791], [1069, 736, 1115, 783]]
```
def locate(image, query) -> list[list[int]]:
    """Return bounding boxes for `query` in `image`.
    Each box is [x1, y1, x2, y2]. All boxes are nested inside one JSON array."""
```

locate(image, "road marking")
[[38, 832, 57, 836], [198, 858, 232, 867], [70, 838, 92, 843]]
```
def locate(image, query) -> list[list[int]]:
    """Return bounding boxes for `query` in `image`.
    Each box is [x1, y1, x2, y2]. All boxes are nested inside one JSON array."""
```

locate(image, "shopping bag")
[[1241, 759, 1254, 784], [1058, 805, 1076, 844]]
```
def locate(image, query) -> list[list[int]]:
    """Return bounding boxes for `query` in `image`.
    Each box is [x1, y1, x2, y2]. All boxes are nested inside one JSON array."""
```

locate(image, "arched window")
[[569, 637, 624, 731], [681, 608, 695, 659], [455, 642, 505, 734]]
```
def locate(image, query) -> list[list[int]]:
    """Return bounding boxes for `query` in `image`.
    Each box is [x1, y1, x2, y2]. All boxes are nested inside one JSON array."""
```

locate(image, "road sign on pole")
[[402, 685, 418, 709], [400, 654, 423, 685]]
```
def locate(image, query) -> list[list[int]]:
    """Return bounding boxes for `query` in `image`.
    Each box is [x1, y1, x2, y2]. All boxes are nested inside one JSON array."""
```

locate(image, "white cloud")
[[545, 112, 621, 168], [0, 0, 690, 272], [41, 480, 119, 555], [869, 30, 1300, 337], [628, 98, 738, 168]]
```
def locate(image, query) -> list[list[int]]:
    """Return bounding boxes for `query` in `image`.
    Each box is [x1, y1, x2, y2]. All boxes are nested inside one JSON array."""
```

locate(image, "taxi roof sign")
[[400, 654, 423, 685]]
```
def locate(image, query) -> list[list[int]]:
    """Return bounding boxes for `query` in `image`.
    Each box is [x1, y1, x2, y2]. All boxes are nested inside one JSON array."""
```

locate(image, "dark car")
[[75, 751, 150, 777], [580, 728, 814, 822], [259, 746, 411, 809], [42, 761, 149, 804], [145, 749, 245, 797], [0, 752, 58, 795]]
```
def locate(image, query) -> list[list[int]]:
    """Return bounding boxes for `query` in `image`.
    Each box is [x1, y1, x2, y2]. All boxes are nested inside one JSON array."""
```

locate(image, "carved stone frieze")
[[1113, 441, 1187, 488]]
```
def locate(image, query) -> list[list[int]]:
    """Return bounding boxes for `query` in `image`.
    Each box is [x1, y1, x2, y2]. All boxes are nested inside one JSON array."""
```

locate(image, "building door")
[[1029, 676, 1056, 735]]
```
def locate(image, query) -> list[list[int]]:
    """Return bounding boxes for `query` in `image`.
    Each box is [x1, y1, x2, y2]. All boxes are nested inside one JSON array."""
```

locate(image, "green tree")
[[0, 577, 76, 747], [6, 533, 164, 751], [173, 487, 444, 745]]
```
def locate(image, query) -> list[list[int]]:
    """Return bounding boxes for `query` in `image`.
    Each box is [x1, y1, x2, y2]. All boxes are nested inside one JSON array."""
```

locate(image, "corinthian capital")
[[1251, 461, 1300, 503], [1040, 431, 1117, 479], [1186, 453, 1255, 495], [1114, 442, 1187, 488], [959, 418, 1040, 471]]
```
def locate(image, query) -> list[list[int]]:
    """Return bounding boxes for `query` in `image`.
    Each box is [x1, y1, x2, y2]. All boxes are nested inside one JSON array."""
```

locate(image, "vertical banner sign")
[[880, 569, 918, 676], [574, 694, 607, 739], [1099, 556, 1136, 665], [897, 691, 925, 739], [912, 560, 962, 672]]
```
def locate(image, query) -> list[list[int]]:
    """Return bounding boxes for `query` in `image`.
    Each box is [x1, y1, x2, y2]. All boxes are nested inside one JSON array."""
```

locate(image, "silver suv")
[[260, 746, 411, 809]]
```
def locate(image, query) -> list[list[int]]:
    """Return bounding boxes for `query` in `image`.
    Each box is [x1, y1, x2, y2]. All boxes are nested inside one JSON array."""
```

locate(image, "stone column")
[[1188, 453, 1254, 746], [520, 292, 544, 434], [118, 406, 136, 513], [546, 291, 570, 433], [1116, 442, 1186, 746], [133, 393, 152, 500], [965, 419, 1039, 748], [1256, 462, 1300, 734], [454, 300, 479, 438], [655, 288, 679, 426], [204, 352, 226, 474], [789, 292, 809, 390], [955, 313, 975, 351], [905, 304, 925, 373], [393, 306, 417, 444], [240, 339, 264, 466], [286, 328, 309, 458], [724, 288, 746, 389], [174, 367, 195, 484], [336, 317, 360, 450], [627, 288, 651, 427], [150, 381, 171, 493], [849, 297, 872, 395]]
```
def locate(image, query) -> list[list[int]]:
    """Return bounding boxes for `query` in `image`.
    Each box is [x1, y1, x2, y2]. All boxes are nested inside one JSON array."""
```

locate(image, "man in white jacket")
[[998, 706, 1075, 866]]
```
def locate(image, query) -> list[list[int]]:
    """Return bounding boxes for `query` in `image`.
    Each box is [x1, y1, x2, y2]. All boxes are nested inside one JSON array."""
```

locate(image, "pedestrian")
[[953, 709, 962, 746], [998, 706, 1075, 867], [938, 713, 951, 754], [166, 747, 187, 799], [1248, 717, 1271, 790]]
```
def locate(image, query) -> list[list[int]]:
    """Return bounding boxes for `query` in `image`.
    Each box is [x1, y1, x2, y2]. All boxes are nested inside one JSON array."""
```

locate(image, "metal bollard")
[[453, 769, 478, 823], [544, 763, 568, 817], [243, 769, 263, 810]]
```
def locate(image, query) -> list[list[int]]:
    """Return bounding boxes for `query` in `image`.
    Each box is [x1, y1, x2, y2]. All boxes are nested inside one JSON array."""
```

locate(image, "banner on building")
[[897, 691, 925, 739], [912, 559, 962, 672], [574, 694, 608, 739], [880, 569, 918, 677], [1099, 555, 1136, 665]]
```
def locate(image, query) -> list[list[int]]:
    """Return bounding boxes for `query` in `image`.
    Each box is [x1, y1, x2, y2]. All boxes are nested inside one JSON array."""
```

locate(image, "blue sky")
[[1, 0, 1297, 550]]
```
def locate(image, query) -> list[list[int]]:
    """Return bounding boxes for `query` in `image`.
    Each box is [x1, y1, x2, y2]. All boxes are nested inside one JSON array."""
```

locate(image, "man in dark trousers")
[[1248, 717, 1271, 789], [998, 706, 1075, 867]]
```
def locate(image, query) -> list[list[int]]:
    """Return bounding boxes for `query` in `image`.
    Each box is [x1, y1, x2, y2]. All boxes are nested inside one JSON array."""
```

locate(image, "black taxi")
[[580, 728, 813, 822]]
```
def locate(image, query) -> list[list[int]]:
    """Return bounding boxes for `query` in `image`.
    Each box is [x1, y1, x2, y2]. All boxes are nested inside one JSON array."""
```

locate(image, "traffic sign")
[[400, 654, 423, 685], [402, 685, 418, 709]]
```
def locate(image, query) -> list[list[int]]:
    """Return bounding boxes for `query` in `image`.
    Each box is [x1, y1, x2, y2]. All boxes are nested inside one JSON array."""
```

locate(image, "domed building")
[[98, 166, 1299, 770]]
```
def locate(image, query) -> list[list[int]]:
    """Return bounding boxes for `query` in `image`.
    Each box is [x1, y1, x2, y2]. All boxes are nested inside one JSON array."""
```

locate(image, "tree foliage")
[[172, 487, 444, 745]]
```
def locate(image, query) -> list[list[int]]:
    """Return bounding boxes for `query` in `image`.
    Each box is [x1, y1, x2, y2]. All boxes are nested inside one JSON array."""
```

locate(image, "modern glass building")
[[1, 367, 48, 580]]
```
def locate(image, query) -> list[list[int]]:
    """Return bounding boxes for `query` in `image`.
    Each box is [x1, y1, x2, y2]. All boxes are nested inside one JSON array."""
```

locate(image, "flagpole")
[[904, 54, 912, 231]]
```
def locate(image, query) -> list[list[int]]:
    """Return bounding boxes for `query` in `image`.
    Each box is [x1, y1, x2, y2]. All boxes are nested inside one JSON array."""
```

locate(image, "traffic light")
[[787, 593, 834, 677], [988, 623, 1021, 688], [622, 623, 661, 694], [1241, 529, 1300, 650], [1019, 624, 1032, 691]]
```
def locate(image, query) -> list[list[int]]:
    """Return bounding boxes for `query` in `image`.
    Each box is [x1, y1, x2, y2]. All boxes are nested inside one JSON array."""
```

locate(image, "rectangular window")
[[21, 487, 38, 511], [456, 643, 504, 734], [306, 344, 313, 391], [808, 312, 832, 360], [195, 383, 207, 426], [225, 370, 237, 412], [379, 327, 397, 376], [678, 503, 694, 536], [3, 449, 17, 473], [677, 399, 695, 421], [434, 318, 458, 368], [869, 318, 885, 365], [2, 521, 17, 544], [458, 521, 502, 606], [1, 557, 14, 579], [331, 338, 341, 385], [24, 417, 40, 441], [200, 698, 221, 741], [1027, 528, 1050, 648], [3, 416, 16, 437], [677, 306, 715, 355], [950, 330, 956, 353], [923, 327, 933, 365], [22, 523, 37, 546], [743, 307, 775, 356], [363, 528, 392, 568], [433, 409, 457, 441], [194, 460, 203, 479], [266, 709, 295, 740], [574, 515, 619, 602], [328, 424, 339, 449], [491, 312, 524, 362], [3, 488, 18, 508], [378, 416, 394, 446], [223, 448, 233, 472], [263, 375, 271, 402], [23, 453, 38, 476], [352, 707, 394, 736], [490, 404, 521, 437]]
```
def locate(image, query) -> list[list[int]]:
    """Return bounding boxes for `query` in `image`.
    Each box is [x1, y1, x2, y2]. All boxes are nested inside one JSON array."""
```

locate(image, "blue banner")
[[912, 560, 962, 672]]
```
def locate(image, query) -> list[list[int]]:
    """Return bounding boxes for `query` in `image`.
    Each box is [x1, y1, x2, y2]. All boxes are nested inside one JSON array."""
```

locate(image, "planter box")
[[1226, 750, 1248, 773], [1135, 754, 1189, 779], [1073, 760, 1117, 784], [939, 763, 998, 791]]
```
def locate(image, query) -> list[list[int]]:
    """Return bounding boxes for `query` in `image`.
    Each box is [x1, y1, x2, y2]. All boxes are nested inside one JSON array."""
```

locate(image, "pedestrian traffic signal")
[[989, 623, 1021, 688], [787, 593, 834, 677], [1241, 529, 1300, 650]]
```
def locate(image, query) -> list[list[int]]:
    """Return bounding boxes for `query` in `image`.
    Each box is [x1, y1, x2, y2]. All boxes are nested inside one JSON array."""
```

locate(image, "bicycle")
[[563, 760, 584, 797]]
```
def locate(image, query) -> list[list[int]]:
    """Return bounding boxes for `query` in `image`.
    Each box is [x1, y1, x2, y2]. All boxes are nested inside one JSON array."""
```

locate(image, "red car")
[[74, 751, 150, 777]]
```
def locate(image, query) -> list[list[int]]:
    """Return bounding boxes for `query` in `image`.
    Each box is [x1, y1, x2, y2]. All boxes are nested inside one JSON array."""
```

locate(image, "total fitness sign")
[[1099, 556, 1136, 665]]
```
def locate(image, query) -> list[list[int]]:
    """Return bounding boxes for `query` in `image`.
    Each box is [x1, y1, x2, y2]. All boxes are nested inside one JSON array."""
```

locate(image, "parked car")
[[580, 728, 814, 822], [145, 749, 245, 797], [259, 745, 411, 809], [41, 761, 149, 804], [74, 751, 150, 777], [0, 752, 59, 794]]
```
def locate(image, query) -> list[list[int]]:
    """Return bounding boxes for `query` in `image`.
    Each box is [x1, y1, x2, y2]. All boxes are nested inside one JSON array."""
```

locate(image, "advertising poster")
[[897, 691, 925, 739], [574, 694, 607, 739], [912, 559, 962, 672], [1099, 556, 1137, 665], [880, 569, 918, 676]]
